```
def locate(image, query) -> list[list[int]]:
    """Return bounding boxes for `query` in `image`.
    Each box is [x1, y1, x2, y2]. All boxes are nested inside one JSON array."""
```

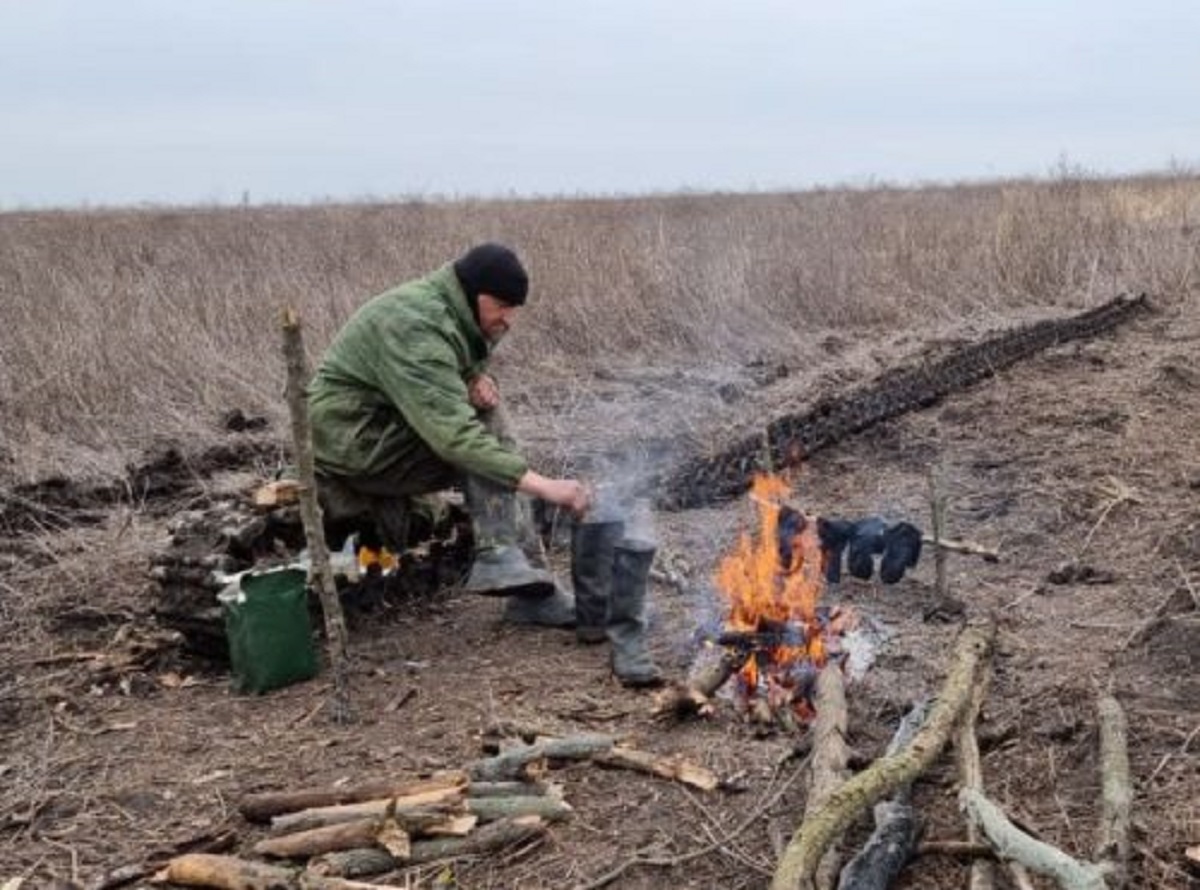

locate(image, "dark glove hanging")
[[818, 516, 922, 584]]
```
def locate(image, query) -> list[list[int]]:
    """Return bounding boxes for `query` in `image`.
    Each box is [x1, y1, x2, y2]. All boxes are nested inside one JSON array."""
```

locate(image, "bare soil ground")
[[2, 298, 1198, 889]]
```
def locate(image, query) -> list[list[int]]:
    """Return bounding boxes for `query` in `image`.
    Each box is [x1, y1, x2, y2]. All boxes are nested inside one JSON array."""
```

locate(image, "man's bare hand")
[[518, 472, 593, 519], [468, 374, 501, 411]]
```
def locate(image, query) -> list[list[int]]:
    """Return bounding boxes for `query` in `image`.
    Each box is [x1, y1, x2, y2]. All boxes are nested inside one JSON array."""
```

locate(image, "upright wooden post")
[[281, 307, 352, 723]]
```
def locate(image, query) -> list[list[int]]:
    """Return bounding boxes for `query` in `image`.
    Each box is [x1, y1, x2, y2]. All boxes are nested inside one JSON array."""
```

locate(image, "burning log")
[[653, 648, 749, 718], [162, 853, 409, 890], [239, 772, 468, 823], [959, 790, 1107, 890], [1095, 694, 1132, 889], [771, 623, 995, 890], [308, 816, 548, 878], [836, 699, 929, 890]]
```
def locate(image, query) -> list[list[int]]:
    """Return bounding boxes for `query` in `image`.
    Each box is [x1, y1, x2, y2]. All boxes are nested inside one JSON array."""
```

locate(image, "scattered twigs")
[[1095, 694, 1132, 889], [281, 307, 351, 723], [771, 624, 995, 890], [958, 790, 1107, 890], [1078, 476, 1142, 556], [836, 699, 929, 890], [240, 772, 468, 823]]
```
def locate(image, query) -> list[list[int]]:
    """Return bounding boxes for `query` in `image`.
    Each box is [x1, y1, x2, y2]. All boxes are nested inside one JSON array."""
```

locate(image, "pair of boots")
[[572, 519, 663, 688], [460, 473, 577, 627]]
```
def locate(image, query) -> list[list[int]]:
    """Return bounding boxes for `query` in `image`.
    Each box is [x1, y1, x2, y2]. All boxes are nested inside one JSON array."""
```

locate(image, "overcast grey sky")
[[2, 0, 1197, 208]]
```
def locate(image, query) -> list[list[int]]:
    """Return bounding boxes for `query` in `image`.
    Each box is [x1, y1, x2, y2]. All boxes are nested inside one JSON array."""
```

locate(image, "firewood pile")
[[155, 732, 718, 889]]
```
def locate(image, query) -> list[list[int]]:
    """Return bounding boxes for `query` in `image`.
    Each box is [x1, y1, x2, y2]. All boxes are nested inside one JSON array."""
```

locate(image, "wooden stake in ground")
[[281, 307, 351, 723], [771, 623, 995, 890]]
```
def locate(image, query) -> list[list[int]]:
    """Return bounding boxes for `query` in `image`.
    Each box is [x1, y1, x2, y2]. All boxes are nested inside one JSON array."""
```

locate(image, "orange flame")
[[714, 474, 828, 713]]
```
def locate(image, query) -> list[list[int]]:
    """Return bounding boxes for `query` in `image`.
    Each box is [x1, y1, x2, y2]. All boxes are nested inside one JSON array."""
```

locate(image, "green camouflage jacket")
[[308, 265, 528, 488]]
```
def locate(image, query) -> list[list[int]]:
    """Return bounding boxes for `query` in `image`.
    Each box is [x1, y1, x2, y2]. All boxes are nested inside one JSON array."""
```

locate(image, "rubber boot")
[[608, 539, 664, 687], [571, 519, 624, 644], [461, 472, 557, 599]]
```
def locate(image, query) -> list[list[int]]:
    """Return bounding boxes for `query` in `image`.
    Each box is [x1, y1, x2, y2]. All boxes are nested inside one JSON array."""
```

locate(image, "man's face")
[[477, 293, 519, 344]]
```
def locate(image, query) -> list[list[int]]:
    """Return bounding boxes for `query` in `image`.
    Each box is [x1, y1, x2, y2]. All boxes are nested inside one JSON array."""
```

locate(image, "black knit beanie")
[[453, 243, 529, 314]]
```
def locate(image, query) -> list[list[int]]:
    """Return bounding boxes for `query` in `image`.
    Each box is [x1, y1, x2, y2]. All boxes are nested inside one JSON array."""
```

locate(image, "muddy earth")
[[1, 299, 1197, 889]]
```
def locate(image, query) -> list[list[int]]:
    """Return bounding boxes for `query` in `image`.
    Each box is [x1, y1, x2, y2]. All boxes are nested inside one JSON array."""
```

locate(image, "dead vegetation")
[[2, 171, 1200, 889]]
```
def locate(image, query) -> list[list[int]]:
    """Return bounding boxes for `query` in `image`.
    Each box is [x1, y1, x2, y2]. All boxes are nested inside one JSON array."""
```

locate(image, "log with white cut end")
[[771, 623, 995, 890], [254, 816, 413, 860], [270, 786, 467, 833]]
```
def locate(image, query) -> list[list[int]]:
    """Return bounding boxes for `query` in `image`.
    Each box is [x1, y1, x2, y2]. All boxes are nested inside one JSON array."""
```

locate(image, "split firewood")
[[959, 789, 1107, 890], [240, 771, 468, 823], [1095, 694, 1132, 889], [282, 308, 351, 723], [269, 789, 466, 834], [253, 479, 302, 510], [308, 816, 548, 878], [803, 667, 850, 890], [593, 745, 720, 792], [253, 816, 414, 860], [771, 623, 995, 890], [836, 699, 930, 890], [652, 648, 749, 718], [466, 733, 616, 782], [921, 535, 1000, 562], [162, 853, 408, 889], [956, 666, 997, 890]]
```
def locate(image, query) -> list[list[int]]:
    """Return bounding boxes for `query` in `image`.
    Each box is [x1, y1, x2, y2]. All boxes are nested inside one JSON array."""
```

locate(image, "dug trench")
[[0, 297, 1197, 889]]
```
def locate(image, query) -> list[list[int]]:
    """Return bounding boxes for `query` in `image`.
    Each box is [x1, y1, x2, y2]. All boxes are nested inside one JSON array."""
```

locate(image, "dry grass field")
[[1, 172, 1199, 889]]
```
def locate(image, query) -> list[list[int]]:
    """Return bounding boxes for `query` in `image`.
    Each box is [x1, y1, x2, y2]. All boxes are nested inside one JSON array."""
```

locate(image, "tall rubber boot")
[[571, 518, 624, 644], [608, 538, 664, 687]]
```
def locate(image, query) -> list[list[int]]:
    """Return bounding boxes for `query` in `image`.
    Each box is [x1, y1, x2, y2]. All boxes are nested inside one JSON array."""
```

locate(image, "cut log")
[[915, 840, 995, 859], [771, 623, 995, 890], [163, 853, 408, 889], [956, 667, 996, 890], [466, 733, 615, 782], [282, 308, 351, 722], [309, 816, 548, 878], [593, 746, 719, 791], [959, 789, 1107, 890], [254, 817, 411, 860], [270, 789, 465, 834], [805, 667, 851, 890], [240, 772, 468, 822], [465, 794, 573, 823], [466, 780, 554, 798], [836, 700, 930, 890], [1095, 694, 1132, 889], [653, 649, 748, 717]]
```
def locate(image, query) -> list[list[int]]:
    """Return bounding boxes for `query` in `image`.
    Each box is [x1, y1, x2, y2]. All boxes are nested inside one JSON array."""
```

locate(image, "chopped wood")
[[240, 772, 468, 822], [163, 853, 408, 889], [956, 667, 997, 890], [465, 795, 573, 823], [466, 780, 554, 798], [270, 789, 465, 834], [282, 307, 351, 722], [771, 623, 995, 890], [1095, 694, 1132, 889], [253, 479, 302, 509], [253, 817, 411, 860], [309, 816, 548, 878], [959, 789, 1107, 890], [593, 746, 719, 791], [921, 535, 1000, 562], [804, 667, 850, 890], [652, 649, 749, 718], [836, 700, 930, 890], [466, 733, 615, 782], [1186, 845, 1200, 866], [915, 840, 995, 859]]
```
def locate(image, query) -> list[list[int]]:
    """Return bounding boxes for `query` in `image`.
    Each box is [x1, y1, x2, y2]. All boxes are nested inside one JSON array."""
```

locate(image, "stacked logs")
[[161, 734, 718, 889]]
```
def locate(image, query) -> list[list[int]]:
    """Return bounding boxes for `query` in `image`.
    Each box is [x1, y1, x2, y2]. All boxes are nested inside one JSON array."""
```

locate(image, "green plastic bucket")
[[223, 567, 318, 694]]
